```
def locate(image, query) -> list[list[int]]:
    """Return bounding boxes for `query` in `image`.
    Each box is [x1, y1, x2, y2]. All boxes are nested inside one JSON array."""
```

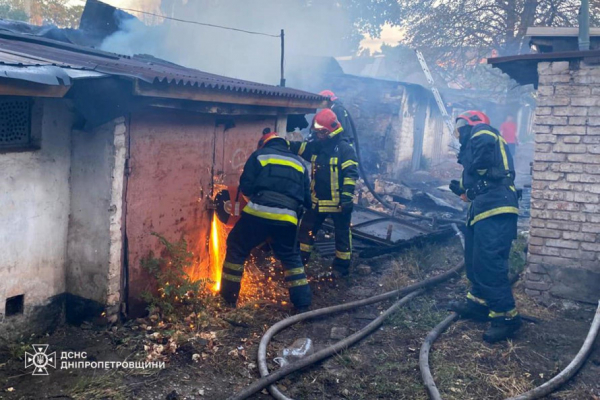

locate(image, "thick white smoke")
[[101, 0, 357, 86]]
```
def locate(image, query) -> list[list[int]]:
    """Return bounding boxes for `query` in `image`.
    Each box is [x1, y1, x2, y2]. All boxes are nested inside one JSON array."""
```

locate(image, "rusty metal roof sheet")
[[0, 31, 324, 100]]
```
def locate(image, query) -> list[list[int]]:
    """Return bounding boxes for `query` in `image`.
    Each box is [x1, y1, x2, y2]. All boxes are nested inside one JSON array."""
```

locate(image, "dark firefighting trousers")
[[298, 209, 352, 273], [464, 213, 518, 316], [220, 214, 311, 308]]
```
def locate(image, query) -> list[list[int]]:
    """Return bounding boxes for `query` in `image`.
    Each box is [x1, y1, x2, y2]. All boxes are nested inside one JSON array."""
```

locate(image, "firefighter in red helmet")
[[220, 128, 312, 311], [448, 110, 521, 343], [319, 90, 358, 145], [289, 109, 359, 277]]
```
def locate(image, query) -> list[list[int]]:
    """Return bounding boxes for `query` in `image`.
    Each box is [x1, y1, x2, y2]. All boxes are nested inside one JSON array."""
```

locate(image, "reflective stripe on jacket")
[[290, 133, 359, 213], [459, 124, 519, 226], [239, 137, 311, 225]]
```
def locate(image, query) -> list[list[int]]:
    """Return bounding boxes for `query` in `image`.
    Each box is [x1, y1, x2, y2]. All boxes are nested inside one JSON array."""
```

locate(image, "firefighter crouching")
[[220, 130, 312, 311], [448, 110, 521, 343], [289, 109, 359, 277]]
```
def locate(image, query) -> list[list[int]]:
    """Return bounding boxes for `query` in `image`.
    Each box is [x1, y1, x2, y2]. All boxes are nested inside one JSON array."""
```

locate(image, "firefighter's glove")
[[465, 188, 477, 201], [341, 195, 354, 214], [449, 180, 465, 197]]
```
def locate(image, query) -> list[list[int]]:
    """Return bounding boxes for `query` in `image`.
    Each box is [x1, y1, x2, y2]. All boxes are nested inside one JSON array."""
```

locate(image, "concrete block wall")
[[526, 60, 600, 304], [67, 117, 127, 323], [0, 99, 74, 337]]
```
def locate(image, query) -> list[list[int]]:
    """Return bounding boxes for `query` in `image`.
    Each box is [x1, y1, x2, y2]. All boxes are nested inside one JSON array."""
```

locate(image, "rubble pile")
[[356, 173, 466, 220]]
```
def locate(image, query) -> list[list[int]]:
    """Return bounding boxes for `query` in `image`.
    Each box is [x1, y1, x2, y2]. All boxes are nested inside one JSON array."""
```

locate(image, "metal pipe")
[[579, 0, 590, 51]]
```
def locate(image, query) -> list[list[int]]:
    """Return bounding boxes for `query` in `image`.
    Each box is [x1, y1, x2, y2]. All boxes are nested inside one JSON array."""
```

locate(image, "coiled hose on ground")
[[419, 228, 600, 400], [506, 300, 600, 400], [226, 260, 465, 400], [420, 301, 600, 400]]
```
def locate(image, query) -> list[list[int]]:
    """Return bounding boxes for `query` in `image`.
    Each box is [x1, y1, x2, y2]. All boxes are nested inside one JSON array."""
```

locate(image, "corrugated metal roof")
[[0, 31, 324, 101]]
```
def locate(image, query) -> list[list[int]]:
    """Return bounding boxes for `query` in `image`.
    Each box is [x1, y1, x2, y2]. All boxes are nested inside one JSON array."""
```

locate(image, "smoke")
[[100, 0, 358, 87]]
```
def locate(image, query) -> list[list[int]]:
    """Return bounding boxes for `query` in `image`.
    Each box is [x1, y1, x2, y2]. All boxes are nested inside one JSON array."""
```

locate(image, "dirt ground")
[[1, 238, 599, 400]]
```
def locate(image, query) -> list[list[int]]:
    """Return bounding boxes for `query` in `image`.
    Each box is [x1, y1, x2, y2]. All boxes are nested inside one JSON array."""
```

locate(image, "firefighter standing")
[[448, 110, 521, 343], [319, 90, 357, 144], [289, 109, 359, 277], [220, 130, 312, 311]]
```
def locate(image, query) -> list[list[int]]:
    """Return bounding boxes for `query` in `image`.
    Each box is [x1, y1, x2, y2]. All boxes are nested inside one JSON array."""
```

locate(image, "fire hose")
[[506, 301, 600, 400], [226, 260, 465, 400], [419, 301, 600, 400], [419, 227, 600, 400]]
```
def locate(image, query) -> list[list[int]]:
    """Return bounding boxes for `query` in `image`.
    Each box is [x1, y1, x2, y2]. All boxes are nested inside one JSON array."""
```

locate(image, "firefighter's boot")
[[293, 306, 310, 315], [483, 314, 522, 343], [448, 299, 489, 322]]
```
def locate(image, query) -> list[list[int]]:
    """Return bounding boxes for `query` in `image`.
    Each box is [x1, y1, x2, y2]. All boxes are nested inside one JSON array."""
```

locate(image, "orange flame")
[[210, 215, 223, 292]]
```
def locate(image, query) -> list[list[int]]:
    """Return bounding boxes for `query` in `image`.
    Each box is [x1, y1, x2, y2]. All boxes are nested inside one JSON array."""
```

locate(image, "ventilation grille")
[[0, 98, 31, 148]]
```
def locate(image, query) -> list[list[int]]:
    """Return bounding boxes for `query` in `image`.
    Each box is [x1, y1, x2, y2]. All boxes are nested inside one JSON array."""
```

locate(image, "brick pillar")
[[526, 61, 600, 304]]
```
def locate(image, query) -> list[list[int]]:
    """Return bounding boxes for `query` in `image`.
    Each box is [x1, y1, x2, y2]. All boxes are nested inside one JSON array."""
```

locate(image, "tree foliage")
[[348, 0, 597, 84], [35, 0, 83, 29], [0, 0, 82, 28]]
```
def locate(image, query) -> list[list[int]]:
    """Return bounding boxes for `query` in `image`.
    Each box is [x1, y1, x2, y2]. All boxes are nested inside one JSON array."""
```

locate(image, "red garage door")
[[125, 108, 275, 315]]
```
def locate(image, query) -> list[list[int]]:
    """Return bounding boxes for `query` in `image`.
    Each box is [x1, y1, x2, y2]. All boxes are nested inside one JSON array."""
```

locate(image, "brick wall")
[[526, 60, 600, 304]]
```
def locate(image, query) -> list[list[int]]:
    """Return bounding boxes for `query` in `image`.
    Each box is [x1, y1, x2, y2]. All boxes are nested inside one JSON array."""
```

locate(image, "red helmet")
[[312, 109, 342, 139], [257, 132, 279, 149], [456, 110, 490, 126], [319, 90, 338, 101]]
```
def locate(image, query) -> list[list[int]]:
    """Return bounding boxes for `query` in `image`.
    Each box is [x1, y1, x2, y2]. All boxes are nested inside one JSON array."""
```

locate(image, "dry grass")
[[430, 323, 536, 399], [69, 370, 129, 400]]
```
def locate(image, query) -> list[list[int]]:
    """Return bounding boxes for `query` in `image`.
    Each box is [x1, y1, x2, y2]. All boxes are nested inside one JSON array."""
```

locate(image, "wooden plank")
[[0, 78, 70, 97]]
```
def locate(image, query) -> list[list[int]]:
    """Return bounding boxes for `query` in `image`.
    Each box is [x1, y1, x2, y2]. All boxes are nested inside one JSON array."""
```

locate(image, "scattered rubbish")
[[273, 338, 314, 367], [422, 192, 463, 213]]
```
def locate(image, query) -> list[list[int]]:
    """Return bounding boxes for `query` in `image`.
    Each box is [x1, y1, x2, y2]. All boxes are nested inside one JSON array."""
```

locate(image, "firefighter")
[[289, 109, 359, 277], [220, 129, 312, 311], [319, 90, 357, 144], [448, 110, 521, 343]]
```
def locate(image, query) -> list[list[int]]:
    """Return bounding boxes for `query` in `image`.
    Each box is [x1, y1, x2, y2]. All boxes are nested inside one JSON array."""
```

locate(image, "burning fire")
[[210, 215, 225, 292], [206, 202, 288, 306]]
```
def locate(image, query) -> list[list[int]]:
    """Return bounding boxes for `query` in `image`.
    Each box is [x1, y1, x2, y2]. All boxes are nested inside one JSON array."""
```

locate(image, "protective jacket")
[[331, 101, 357, 143], [290, 130, 359, 213], [458, 123, 519, 226], [239, 137, 311, 225]]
